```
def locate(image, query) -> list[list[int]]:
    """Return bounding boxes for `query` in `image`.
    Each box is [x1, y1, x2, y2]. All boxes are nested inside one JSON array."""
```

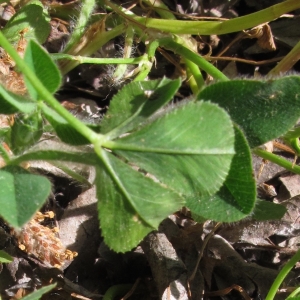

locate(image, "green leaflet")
[[112, 101, 235, 198], [190, 126, 256, 222], [198, 76, 300, 148], [0, 166, 51, 228]]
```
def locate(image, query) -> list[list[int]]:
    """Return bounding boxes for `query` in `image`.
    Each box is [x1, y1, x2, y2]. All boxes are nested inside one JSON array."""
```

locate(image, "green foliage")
[[96, 156, 182, 251], [266, 248, 300, 300], [42, 105, 91, 145], [2, 2, 51, 44], [189, 126, 255, 222], [197, 77, 300, 148], [0, 85, 36, 114], [24, 40, 62, 100], [97, 99, 234, 249], [100, 78, 181, 137], [0, 34, 297, 251], [0, 1, 299, 258], [113, 101, 234, 198], [19, 284, 56, 300], [0, 250, 13, 263], [252, 199, 286, 221], [11, 111, 43, 154], [0, 166, 51, 228], [102, 284, 133, 300]]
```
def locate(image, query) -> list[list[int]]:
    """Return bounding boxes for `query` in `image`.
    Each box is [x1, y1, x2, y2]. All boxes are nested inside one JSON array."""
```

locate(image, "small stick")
[[189, 222, 222, 282], [121, 278, 141, 300]]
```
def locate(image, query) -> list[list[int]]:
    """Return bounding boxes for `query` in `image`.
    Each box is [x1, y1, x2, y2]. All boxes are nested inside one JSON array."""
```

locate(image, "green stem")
[[103, 284, 133, 300], [158, 37, 229, 81], [253, 148, 300, 175], [51, 54, 145, 65], [113, 26, 134, 81], [0, 32, 100, 144], [269, 40, 300, 75], [133, 40, 159, 81], [131, 0, 300, 35], [185, 59, 205, 94], [50, 161, 92, 187], [133, 60, 153, 81], [265, 248, 300, 300], [63, 0, 96, 53], [142, 0, 176, 19], [287, 286, 300, 299], [286, 138, 300, 156], [177, 36, 205, 92], [94, 148, 151, 226], [0, 143, 11, 165], [61, 23, 127, 74], [283, 126, 300, 140]]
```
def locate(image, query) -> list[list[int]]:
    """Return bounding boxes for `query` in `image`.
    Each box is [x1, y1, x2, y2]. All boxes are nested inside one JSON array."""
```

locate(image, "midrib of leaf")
[[105, 101, 150, 140], [105, 101, 235, 156], [96, 148, 154, 227], [105, 140, 235, 155]]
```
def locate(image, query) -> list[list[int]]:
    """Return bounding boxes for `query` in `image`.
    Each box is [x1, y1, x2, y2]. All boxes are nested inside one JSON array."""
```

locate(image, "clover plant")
[[0, 0, 300, 258]]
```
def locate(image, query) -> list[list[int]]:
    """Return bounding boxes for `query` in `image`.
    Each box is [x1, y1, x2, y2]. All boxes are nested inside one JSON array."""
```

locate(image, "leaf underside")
[[114, 101, 235, 198], [96, 154, 183, 252], [97, 101, 235, 251]]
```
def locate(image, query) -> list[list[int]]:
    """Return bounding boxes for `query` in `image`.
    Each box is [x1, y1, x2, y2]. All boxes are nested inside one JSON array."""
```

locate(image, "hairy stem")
[[253, 148, 300, 175], [0, 32, 100, 143], [265, 248, 300, 300]]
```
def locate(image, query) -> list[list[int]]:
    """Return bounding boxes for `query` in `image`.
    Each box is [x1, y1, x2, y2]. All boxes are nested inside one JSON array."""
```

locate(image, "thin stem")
[[113, 26, 134, 81], [189, 222, 222, 282], [141, 0, 176, 20], [283, 126, 300, 140], [287, 286, 300, 299], [63, 0, 96, 53], [177, 36, 205, 92], [0, 32, 100, 144], [131, 0, 300, 35], [285, 138, 300, 156], [158, 37, 229, 81], [133, 40, 159, 81], [265, 248, 300, 300], [0, 143, 11, 165], [60, 23, 127, 74], [253, 148, 300, 175], [51, 53, 145, 65], [269, 41, 300, 75], [185, 59, 205, 94], [50, 161, 92, 187], [94, 148, 151, 226]]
